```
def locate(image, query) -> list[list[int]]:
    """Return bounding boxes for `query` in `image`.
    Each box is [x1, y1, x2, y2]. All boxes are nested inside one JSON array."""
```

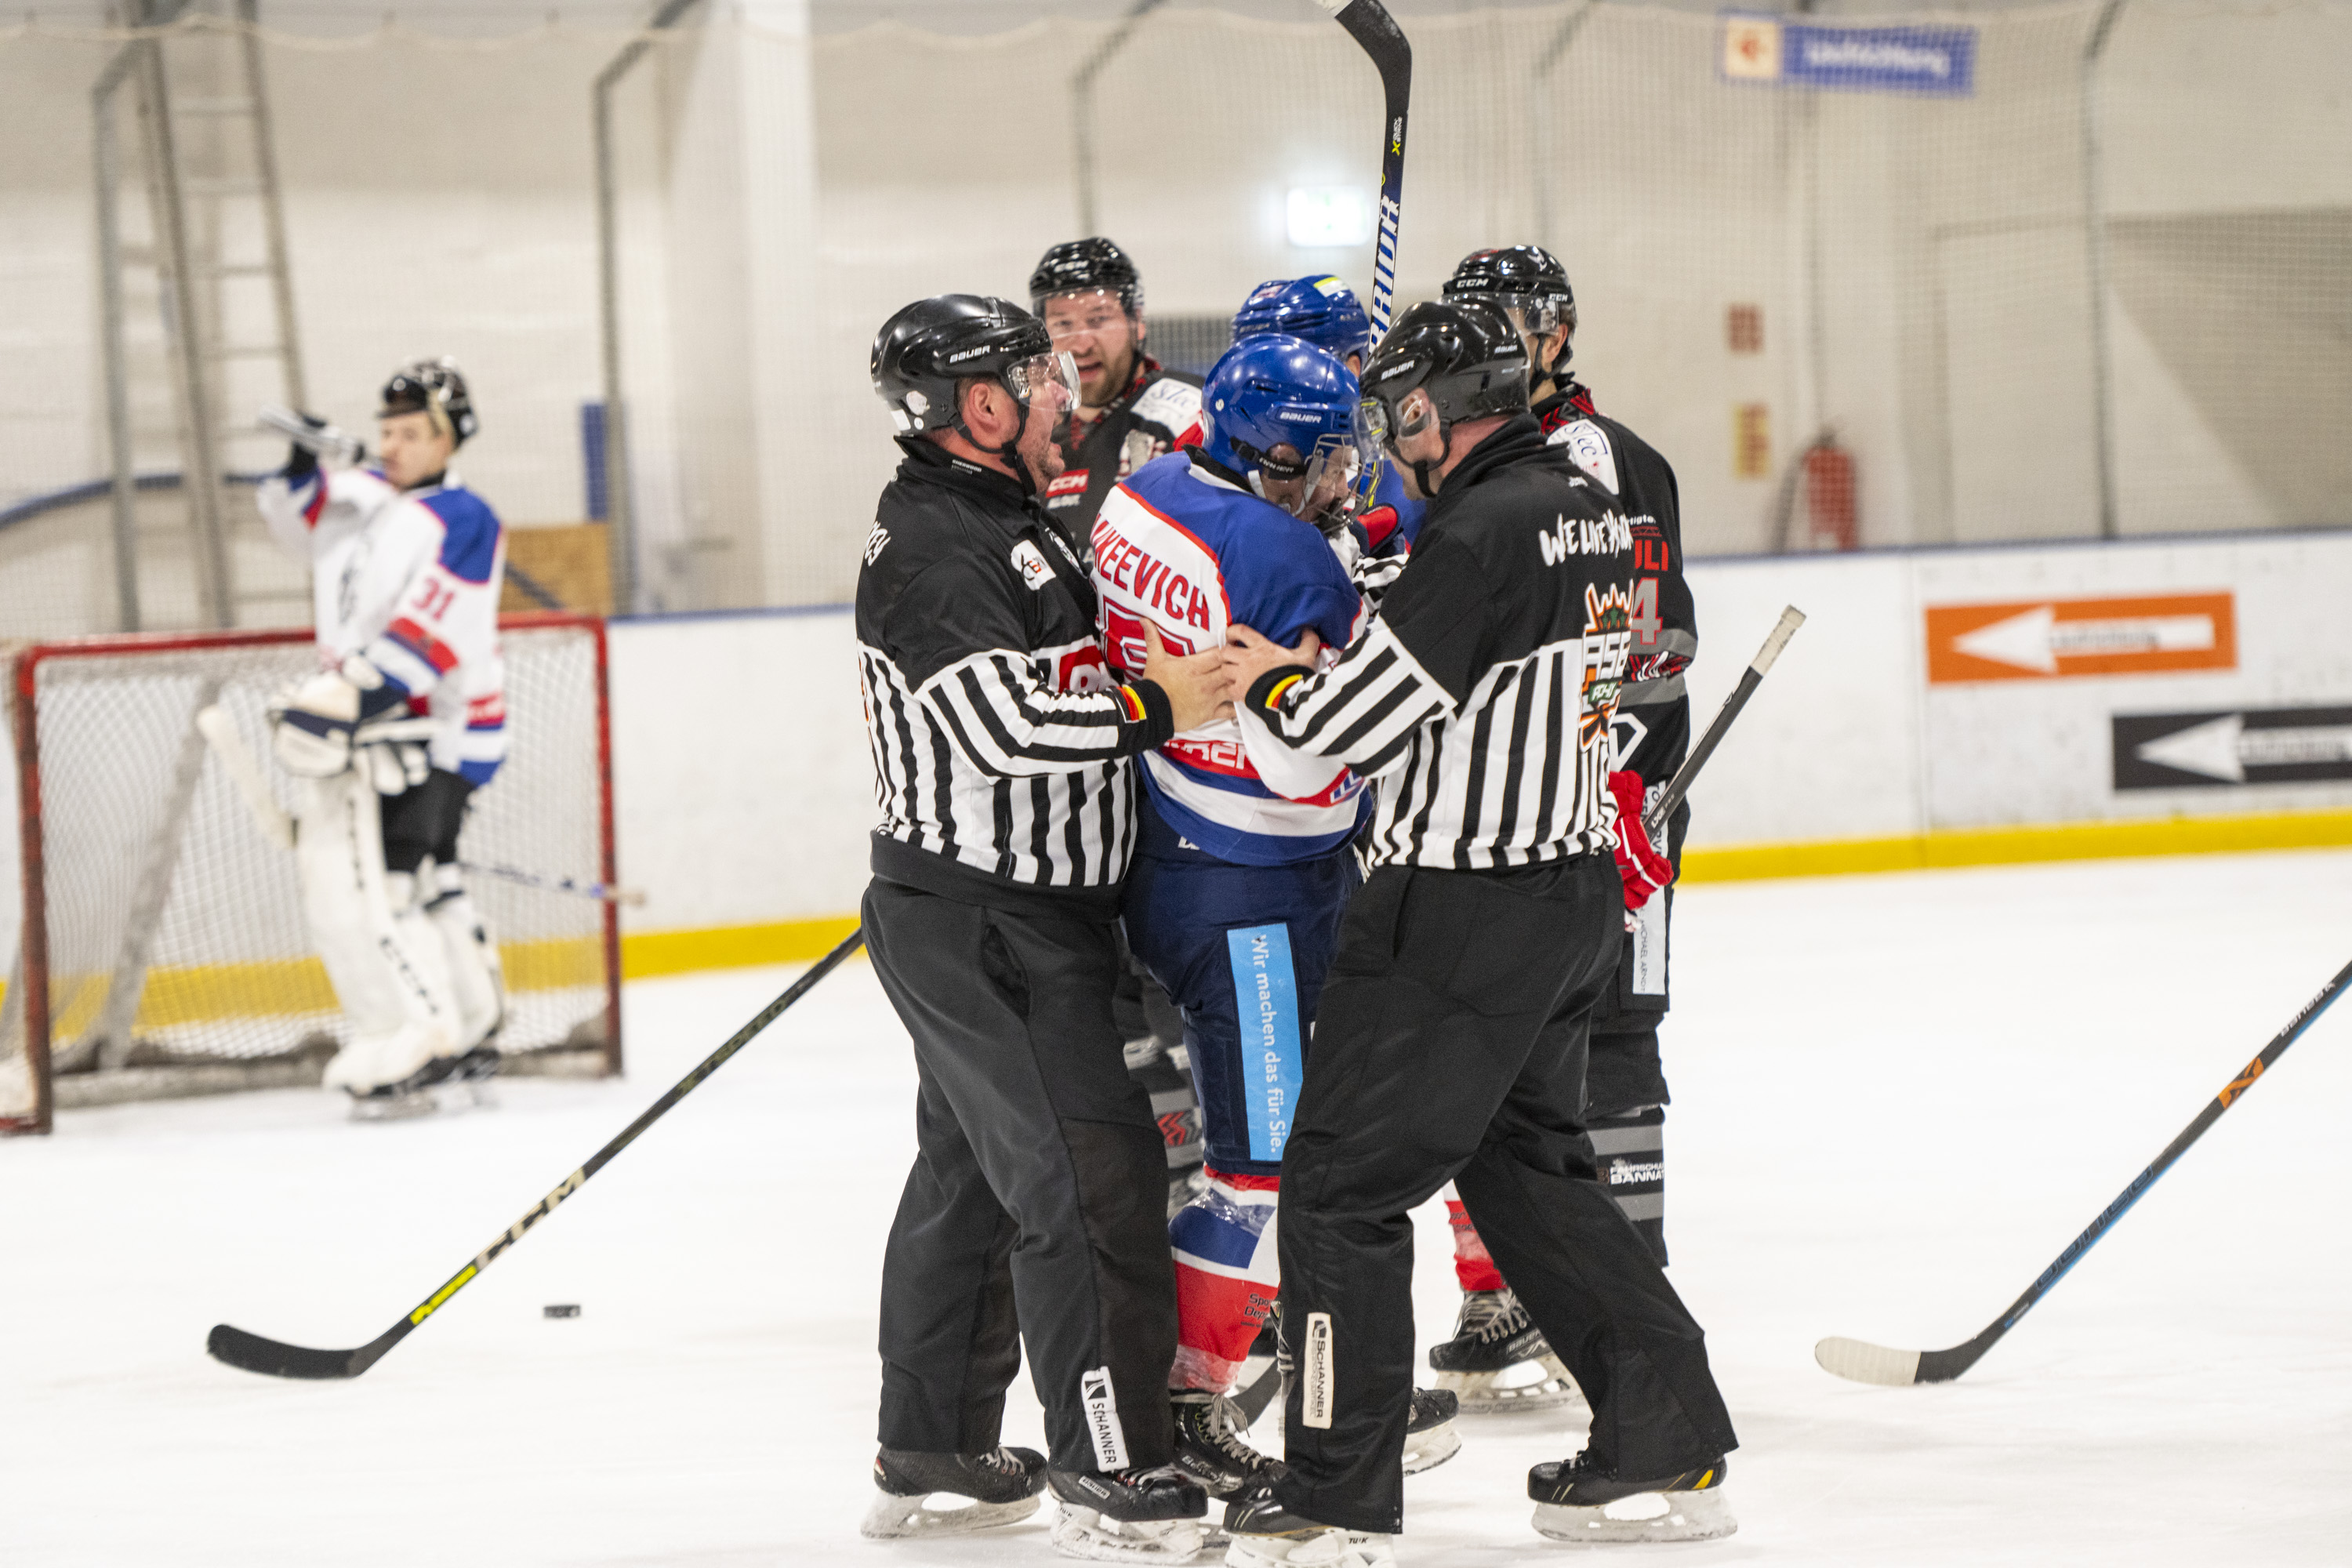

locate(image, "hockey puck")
[[543, 1304, 580, 1319]]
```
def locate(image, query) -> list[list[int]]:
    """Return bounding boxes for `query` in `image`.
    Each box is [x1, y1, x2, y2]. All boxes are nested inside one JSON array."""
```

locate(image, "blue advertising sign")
[[1226, 924, 1303, 1162], [1721, 14, 1976, 99]]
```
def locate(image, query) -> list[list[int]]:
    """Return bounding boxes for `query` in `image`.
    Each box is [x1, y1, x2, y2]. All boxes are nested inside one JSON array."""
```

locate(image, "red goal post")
[[0, 613, 621, 1135]]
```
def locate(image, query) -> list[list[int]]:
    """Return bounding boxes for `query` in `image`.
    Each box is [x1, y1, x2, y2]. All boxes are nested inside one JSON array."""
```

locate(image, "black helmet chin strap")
[[950, 377, 1040, 495]]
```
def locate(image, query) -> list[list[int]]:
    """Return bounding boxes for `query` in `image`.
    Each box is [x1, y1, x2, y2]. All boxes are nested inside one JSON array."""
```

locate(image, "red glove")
[[1607, 770, 1675, 913]]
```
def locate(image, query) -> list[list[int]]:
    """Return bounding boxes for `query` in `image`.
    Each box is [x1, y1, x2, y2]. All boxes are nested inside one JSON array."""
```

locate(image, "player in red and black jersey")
[[1029, 238, 1205, 547]]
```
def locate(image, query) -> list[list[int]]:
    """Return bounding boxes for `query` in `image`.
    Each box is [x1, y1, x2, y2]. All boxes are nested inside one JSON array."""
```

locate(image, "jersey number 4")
[[1629, 577, 1663, 652]]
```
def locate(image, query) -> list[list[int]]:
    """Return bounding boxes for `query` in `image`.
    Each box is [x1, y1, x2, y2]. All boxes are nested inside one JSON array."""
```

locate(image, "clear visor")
[[1489, 295, 1566, 336], [1353, 395, 1392, 455], [1003, 350, 1080, 414], [1276, 433, 1363, 521]]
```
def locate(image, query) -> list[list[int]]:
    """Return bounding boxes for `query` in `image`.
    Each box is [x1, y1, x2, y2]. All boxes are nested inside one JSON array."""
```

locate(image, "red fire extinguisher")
[[1804, 437, 1857, 550]]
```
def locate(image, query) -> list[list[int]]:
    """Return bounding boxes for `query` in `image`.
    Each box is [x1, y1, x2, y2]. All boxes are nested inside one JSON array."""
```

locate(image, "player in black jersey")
[[1419, 246, 1703, 1415], [1029, 238, 1206, 543]]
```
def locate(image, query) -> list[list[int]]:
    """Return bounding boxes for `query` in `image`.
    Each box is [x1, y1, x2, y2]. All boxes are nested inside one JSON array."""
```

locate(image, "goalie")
[[254, 358, 510, 1118]]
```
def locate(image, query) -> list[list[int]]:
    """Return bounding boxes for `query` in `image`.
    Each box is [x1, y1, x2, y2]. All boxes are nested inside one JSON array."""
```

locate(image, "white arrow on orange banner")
[[1952, 604, 2218, 674]]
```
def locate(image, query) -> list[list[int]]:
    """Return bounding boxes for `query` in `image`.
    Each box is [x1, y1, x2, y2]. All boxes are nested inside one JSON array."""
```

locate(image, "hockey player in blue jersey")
[[1091, 334, 1461, 1501], [1229, 274, 1424, 571]]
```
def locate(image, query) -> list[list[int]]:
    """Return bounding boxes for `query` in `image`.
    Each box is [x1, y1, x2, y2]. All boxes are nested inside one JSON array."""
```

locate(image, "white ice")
[[7, 849, 2351, 1565]]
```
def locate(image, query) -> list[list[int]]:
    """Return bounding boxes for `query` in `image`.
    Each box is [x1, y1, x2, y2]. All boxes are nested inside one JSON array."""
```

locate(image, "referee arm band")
[[1116, 679, 1176, 748], [1243, 668, 1308, 714]]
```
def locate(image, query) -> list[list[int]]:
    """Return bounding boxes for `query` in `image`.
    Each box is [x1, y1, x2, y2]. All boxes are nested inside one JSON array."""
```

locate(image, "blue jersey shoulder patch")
[[419, 487, 503, 584]]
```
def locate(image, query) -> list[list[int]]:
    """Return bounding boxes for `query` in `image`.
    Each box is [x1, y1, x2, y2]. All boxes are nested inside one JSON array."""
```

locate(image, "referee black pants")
[[1272, 856, 1737, 1532], [864, 877, 1178, 1475]]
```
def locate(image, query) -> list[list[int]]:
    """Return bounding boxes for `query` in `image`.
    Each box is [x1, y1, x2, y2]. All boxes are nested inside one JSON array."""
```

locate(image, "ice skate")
[[344, 1051, 459, 1122], [1171, 1389, 1281, 1499], [1528, 1452, 1735, 1544], [859, 1444, 1045, 1538], [1427, 1289, 1584, 1414], [1047, 1465, 1207, 1562], [1399, 1386, 1461, 1475], [1222, 1485, 1394, 1566]]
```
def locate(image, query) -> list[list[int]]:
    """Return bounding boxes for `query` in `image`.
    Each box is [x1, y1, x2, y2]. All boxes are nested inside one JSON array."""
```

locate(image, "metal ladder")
[[96, 0, 307, 631]]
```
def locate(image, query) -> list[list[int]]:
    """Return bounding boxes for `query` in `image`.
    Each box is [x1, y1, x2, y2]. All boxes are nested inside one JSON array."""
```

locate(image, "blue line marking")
[[1227, 924, 1303, 1162]]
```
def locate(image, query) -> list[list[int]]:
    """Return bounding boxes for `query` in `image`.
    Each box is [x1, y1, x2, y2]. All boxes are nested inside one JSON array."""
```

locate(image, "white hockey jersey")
[[256, 466, 510, 786]]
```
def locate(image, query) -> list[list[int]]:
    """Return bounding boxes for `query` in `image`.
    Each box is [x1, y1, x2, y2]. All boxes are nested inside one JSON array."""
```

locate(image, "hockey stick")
[[1817, 952, 2352, 1386], [208, 925, 868, 1379], [1643, 605, 1804, 838], [196, 704, 644, 906], [1316, 0, 1410, 338]]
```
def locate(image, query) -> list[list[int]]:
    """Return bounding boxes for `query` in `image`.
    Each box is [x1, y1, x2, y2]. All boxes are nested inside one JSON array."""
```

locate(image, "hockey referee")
[[1218, 302, 1740, 1559], [855, 295, 1229, 1559]]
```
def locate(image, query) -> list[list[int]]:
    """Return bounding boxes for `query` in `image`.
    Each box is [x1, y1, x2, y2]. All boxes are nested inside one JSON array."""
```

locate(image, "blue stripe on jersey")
[[457, 757, 504, 786], [1228, 924, 1304, 1162], [419, 487, 503, 583], [1145, 774, 1367, 867], [1169, 1192, 1269, 1270]]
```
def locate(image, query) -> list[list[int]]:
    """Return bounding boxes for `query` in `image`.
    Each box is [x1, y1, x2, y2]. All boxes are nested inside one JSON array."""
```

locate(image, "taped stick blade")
[[1814, 1336, 1924, 1386]]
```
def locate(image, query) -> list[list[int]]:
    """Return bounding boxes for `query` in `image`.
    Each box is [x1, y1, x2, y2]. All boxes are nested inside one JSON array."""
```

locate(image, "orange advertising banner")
[[1925, 592, 2237, 684]]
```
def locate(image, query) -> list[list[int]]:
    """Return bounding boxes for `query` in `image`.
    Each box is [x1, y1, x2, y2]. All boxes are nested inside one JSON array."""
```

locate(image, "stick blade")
[[208, 1323, 364, 1380], [1813, 1336, 1924, 1386]]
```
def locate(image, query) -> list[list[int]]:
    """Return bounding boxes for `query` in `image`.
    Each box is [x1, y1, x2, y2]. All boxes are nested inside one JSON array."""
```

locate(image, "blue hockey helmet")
[[1200, 333, 1364, 518], [1230, 275, 1374, 365]]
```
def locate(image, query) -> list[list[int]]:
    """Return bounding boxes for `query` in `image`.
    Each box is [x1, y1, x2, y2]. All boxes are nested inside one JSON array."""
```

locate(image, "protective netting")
[[0, 619, 614, 1127], [0, 2, 2346, 625]]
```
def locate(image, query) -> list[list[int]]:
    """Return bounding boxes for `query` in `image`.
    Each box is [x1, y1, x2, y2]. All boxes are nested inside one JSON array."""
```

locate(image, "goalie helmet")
[[1029, 236, 1145, 318], [1443, 245, 1577, 377], [1230, 275, 1373, 364], [378, 357, 477, 445], [1200, 332, 1362, 519]]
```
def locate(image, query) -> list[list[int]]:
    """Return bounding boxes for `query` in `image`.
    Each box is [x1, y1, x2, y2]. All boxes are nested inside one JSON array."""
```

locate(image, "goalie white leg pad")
[[424, 868, 506, 1051], [1530, 1486, 1737, 1545], [294, 774, 459, 1092]]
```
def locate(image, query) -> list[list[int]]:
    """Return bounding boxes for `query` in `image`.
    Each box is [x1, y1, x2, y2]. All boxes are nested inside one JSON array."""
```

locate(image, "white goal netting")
[[0, 616, 617, 1131]]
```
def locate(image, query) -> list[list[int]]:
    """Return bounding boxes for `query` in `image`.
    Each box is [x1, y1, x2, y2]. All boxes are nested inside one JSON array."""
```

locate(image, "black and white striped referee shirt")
[[856, 437, 1174, 915], [1234, 416, 1635, 873]]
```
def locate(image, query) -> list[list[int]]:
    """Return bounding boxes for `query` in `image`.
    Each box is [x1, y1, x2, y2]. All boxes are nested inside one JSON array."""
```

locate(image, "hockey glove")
[[279, 409, 331, 485], [1606, 769, 1675, 914], [269, 670, 361, 776]]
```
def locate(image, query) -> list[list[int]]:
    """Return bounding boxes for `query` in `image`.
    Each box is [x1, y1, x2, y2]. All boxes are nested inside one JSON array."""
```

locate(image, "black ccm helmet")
[[378, 356, 477, 445], [871, 294, 1076, 486], [1443, 245, 1577, 380], [1029, 236, 1145, 318], [1359, 301, 1530, 494]]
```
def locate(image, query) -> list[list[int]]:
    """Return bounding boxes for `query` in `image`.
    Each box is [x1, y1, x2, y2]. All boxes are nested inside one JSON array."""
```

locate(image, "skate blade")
[[1531, 1486, 1736, 1545], [1047, 1504, 1203, 1562], [1227, 1530, 1396, 1566], [431, 1078, 498, 1114], [347, 1091, 437, 1123], [1400, 1417, 1462, 1475], [1438, 1355, 1584, 1415], [858, 1488, 1040, 1539]]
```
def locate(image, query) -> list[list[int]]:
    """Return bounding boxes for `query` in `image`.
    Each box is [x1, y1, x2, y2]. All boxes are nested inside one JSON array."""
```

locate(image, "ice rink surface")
[[7, 848, 2351, 1566]]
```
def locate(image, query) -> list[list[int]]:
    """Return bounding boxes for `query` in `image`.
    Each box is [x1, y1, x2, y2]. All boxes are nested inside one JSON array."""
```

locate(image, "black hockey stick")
[[207, 927, 867, 1379], [1817, 952, 2352, 1385], [1643, 605, 1805, 839], [1316, 0, 1410, 336]]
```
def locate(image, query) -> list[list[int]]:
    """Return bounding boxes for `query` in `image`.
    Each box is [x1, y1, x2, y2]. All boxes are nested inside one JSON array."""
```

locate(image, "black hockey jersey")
[[1040, 358, 1205, 545]]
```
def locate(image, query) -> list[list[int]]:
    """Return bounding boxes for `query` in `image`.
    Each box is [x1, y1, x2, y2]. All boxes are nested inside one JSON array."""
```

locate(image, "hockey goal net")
[[0, 614, 620, 1134]]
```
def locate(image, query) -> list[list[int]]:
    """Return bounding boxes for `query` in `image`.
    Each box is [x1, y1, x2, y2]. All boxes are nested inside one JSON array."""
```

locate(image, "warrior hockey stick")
[[1817, 951, 2352, 1386], [1643, 604, 1805, 838], [197, 705, 644, 905], [208, 926, 868, 1379], [1316, 0, 1410, 337]]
